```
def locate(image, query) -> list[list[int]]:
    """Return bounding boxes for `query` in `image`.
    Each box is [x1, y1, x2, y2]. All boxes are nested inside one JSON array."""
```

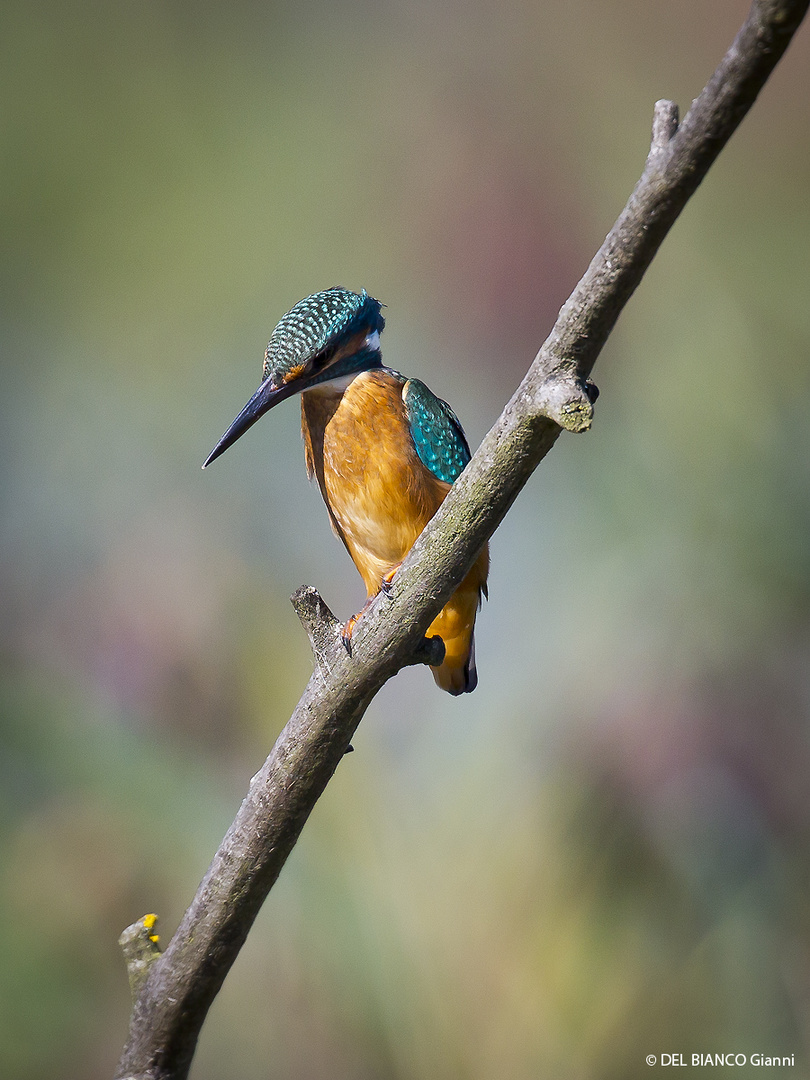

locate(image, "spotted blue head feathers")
[[203, 287, 385, 468], [263, 287, 385, 388]]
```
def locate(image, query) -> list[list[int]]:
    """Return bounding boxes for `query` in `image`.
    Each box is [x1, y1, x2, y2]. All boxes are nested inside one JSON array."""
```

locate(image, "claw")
[[341, 593, 378, 653], [341, 614, 359, 654], [380, 563, 401, 596], [343, 572, 399, 649]]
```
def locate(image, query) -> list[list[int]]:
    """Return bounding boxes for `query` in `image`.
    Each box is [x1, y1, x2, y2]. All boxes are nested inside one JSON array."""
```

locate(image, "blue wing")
[[402, 378, 471, 484]]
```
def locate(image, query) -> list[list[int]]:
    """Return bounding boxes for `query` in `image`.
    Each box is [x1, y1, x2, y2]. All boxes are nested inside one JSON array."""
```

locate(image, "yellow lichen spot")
[[143, 914, 160, 944]]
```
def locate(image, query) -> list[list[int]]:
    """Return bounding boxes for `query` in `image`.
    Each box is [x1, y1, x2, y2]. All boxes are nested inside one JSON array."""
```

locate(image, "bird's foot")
[[379, 563, 401, 597], [342, 572, 401, 653], [341, 616, 357, 654], [341, 595, 377, 654]]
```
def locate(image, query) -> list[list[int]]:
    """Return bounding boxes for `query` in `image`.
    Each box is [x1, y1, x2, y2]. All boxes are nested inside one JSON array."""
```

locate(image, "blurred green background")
[[2, 0, 810, 1077]]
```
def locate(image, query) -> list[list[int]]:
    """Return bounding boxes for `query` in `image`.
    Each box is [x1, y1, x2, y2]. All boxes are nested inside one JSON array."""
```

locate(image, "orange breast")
[[301, 367, 489, 695], [302, 370, 445, 595]]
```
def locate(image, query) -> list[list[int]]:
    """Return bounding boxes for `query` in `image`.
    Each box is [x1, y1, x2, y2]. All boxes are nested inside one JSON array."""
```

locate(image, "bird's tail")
[[431, 629, 478, 695], [427, 562, 485, 695]]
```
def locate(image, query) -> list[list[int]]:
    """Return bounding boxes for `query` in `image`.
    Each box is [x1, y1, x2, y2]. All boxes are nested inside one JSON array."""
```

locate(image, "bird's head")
[[203, 287, 385, 468]]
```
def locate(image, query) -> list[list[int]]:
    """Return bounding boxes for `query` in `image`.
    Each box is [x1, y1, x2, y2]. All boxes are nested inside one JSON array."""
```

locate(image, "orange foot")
[[342, 567, 402, 654], [379, 562, 401, 596], [341, 595, 376, 654]]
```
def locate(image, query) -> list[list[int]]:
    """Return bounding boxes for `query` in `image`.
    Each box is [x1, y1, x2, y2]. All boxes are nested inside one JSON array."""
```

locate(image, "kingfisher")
[[203, 287, 489, 694]]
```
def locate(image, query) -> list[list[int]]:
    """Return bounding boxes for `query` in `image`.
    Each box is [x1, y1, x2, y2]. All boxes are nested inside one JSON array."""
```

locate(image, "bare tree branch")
[[115, 2, 809, 1077]]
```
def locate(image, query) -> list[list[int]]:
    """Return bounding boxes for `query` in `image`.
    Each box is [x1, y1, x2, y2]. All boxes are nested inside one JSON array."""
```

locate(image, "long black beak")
[[202, 375, 301, 468]]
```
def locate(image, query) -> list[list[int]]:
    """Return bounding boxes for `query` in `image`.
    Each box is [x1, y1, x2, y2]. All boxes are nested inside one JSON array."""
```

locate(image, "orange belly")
[[302, 369, 488, 694]]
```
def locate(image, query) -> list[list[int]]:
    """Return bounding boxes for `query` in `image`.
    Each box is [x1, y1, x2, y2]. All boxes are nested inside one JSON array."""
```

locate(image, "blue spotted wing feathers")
[[402, 379, 471, 485]]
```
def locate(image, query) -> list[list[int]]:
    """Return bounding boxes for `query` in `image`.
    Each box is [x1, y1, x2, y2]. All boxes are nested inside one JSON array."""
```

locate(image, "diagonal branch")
[[115, 2, 809, 1077]]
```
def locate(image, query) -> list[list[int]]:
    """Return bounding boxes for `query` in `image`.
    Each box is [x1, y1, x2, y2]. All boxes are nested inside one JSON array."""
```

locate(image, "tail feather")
[[426, 546, 488, 695], [431, 630, 477, 695]]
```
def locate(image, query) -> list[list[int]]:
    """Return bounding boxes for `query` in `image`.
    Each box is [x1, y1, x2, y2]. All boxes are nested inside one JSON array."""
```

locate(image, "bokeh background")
[[2, 1, 810, 1077]]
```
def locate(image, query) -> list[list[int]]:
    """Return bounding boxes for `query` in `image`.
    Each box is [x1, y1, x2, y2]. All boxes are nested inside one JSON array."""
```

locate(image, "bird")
[[203, 287, 489, 694]]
